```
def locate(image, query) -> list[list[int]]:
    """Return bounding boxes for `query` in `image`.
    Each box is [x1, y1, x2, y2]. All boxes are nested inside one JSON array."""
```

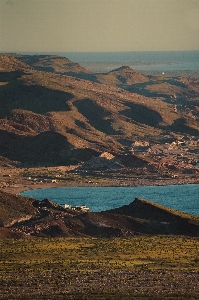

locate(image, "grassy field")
[[1, 236, 199, 299]]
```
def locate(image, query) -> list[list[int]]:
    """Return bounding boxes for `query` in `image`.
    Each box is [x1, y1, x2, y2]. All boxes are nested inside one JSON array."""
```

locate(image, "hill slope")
[[0, 53, 199, 166], [16, 54, 92, 75], [0, 190, 38, 227], [1, 191, 199, 238]]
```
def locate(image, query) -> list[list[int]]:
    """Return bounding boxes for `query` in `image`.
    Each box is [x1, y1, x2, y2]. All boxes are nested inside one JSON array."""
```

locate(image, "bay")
[[20, 184, 199, 216], [59, 50, 199, 73], [19, 51, 199, 73]]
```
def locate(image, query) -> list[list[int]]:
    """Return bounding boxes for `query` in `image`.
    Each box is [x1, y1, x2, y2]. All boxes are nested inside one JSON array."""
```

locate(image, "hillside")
[[1, 191, 199, 238], [16, 54, 92, 75], [0, 190, 38, 227], [0, 54, 33, 72], [96, 66, 149, 85], [0, 53, 199, 172]]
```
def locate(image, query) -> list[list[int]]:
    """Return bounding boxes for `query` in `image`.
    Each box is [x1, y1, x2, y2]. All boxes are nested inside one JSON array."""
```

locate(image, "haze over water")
[[37, 50, 198, 77]]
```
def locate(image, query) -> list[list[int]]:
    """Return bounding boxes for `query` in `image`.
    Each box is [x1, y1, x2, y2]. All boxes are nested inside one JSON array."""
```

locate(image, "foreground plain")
[[1, 236, 199, 299]]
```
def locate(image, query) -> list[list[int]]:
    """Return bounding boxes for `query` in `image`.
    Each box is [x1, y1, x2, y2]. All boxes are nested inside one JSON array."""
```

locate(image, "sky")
[[1, 0, 199, 53]]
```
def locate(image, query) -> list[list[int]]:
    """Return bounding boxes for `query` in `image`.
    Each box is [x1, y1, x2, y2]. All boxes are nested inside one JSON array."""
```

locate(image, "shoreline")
[[2, 174, 199, 196]]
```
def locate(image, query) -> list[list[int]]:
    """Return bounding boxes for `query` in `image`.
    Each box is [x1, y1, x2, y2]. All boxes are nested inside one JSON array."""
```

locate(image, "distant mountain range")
[[0, 53, 199, 166]]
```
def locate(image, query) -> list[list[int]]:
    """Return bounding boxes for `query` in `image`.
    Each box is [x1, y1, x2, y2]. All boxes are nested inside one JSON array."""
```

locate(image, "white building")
[[59, 204, 71, 209]]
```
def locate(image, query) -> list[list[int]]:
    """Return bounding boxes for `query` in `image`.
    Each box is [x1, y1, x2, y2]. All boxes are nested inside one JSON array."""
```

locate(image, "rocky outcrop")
[[0, 54, 33, 72]]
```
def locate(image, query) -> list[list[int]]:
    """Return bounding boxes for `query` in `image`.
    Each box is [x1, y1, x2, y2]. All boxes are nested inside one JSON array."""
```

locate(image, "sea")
[[20, 184, 199, 216], [18, 50, 199, 76], [55, 50, 199, 76]]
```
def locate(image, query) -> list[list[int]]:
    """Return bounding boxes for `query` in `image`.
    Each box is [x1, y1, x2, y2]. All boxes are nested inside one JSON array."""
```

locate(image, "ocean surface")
[[18, 50, 199, 75], [20, 184, 199, 216], [58, 51, 199, 75]]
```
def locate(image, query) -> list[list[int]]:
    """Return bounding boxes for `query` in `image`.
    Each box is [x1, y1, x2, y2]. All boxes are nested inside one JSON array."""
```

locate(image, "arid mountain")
[[1, 190, 199, 238], [0, 53, 199, 166], [17, 54, 92, 75], [0, 54, 33, 72], [96, 66, 149, 85]]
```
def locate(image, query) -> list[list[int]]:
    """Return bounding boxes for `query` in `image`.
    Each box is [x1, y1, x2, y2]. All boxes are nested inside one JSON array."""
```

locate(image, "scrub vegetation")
[[1, 236, 199, 299]]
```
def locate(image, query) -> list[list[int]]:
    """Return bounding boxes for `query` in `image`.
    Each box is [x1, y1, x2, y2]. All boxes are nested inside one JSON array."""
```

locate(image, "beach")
[[1, 165, 199, 196]]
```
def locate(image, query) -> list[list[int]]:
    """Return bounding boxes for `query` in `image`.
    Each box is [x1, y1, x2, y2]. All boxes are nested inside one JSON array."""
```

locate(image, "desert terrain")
[[0, 53, 199, 299], [0, 53, 199, 195]]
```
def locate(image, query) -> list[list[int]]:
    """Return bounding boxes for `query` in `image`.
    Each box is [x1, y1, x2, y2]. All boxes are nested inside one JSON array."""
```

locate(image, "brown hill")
[[17, 54, 92, 75], [1, 192, 199, 238], [0, 54, 33, 72], [99, 66, 149, 85], [76, 153, 149, 171], [105, 197, 199, 236], [0, 190, 38, 227], [0, 53, 199, 166], [94, 66, 149, 86]]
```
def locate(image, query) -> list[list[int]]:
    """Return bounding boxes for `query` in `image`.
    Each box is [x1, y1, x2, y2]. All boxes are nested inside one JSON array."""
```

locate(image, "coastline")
[[2, 173, 199, 196]]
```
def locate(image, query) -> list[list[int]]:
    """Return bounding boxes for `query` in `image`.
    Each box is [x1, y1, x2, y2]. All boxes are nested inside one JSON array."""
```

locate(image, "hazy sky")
[[1, 0, 199, 52]]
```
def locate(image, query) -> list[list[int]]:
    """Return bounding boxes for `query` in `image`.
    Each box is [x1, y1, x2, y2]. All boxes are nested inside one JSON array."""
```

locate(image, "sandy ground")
[[1, 165, 199, 196]]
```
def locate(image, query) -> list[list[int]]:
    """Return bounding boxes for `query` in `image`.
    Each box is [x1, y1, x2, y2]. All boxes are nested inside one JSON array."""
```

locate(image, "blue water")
[[17, 50, 199, 74], [20, 184, 199, 216], [59, 51, 199, 72]]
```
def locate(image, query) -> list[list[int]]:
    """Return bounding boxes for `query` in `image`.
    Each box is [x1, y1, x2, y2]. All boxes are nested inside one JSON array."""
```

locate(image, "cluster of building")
[[59, 203, 90, 212]]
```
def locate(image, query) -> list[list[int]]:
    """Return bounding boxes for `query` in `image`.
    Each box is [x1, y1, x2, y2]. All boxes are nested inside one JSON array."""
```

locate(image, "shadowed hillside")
[[0, 53, 199, 167], [0, 190, 38, 227], [121, 101, 163, 127], [0, 71, 72, 118], [1, 191, 199, 238], [16, 54, 92, 74]]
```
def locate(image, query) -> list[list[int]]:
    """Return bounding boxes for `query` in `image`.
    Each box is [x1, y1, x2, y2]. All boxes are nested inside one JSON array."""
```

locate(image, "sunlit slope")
[[0, 54, 199, 164]]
